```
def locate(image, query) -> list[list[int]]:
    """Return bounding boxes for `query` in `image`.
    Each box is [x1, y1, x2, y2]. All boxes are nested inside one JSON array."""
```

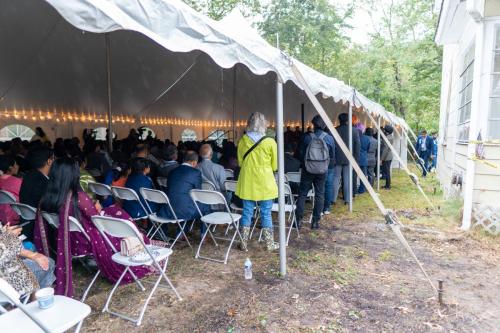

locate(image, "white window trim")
[[456, 43, 475, 143]]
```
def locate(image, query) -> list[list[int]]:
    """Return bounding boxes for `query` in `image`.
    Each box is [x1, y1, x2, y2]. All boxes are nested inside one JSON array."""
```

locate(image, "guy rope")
[[290, 60, 438, 294]]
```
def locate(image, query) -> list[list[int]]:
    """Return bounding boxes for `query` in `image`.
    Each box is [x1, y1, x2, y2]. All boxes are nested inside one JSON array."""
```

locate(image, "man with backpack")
[[295, 115, 335, 230]]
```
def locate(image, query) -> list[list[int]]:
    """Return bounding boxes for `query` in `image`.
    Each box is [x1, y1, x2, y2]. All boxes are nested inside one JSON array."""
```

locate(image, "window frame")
[[488, 25, 500, 140], [456, 44, 475, 143]]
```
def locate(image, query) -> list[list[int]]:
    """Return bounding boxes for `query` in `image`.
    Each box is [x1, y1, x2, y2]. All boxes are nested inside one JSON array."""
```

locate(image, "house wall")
[[437, 13, 500, 211]]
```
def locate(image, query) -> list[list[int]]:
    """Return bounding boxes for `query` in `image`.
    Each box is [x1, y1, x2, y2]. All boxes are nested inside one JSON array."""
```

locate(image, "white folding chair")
[[156, 177, 168, 191], [270, 183, 299, 246], [0, 278, 91, 333], [286, 171, 301, 184], [201, 180, 217, 191], [139, 188, 192, 249], [189, 190, 243, 264], [223, 180, 260, 238], [88, 182, 113, 199], [10, 203, 37, 223], [110, 186, 149, 220], [0, 190, 16, 205], [91, 216, 181, 326], [224, 169, 234, 180]]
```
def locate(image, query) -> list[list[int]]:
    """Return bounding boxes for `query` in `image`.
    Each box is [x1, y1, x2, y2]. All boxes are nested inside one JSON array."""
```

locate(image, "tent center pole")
[[276, 76, 286, 277], [301, 103, 305, 133], [105, 33, 113, 153]]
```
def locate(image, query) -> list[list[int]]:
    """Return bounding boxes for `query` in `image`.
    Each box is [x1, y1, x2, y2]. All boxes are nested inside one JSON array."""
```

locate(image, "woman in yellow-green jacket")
[[236, 112, 278, 251]]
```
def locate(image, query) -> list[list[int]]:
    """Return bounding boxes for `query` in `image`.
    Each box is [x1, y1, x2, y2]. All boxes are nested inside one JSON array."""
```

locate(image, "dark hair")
[[364, 127, 374, 137], [130, 157, 151, 174], [421, 130, 427, 135], [112, 163, 130, 182], [26, 146, 53, 170], [163, 145, 178, 161], [338, 113, 349, 125], [40, 157, 80, 215], [36, 127, 46, 137], [384, 125, 394, 134], [183, 151, 198, 163], [0, 155, 16, 173], [311, 115, 326, 130]]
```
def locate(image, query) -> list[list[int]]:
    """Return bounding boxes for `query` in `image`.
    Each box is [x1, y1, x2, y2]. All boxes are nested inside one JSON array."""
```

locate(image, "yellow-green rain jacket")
[[236, 134, 278, 201]]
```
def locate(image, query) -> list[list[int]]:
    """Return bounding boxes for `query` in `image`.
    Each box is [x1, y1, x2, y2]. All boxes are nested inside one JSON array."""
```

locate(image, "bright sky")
[[334, 0, 379, 45]]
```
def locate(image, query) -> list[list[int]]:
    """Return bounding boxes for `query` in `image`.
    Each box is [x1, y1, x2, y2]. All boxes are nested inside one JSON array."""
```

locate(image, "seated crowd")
[[0, 112, 393, 300]]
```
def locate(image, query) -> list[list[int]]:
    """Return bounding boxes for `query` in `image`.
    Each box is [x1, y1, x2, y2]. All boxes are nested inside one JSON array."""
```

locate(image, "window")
[[207, 130, 227, 146], [181, 129, 197, 142], [138, 127, 156, 140], [0, 124, 35, 142], [92, 127, 116, 141], [457, 44, 475, 142], [489, 26, 500, 139]]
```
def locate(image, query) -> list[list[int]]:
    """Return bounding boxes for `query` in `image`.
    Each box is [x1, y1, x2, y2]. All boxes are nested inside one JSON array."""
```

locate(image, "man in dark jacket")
[[380, 125, 394, 189], [158, 145, 179, 178], [415, 130, 433, 177], [19, 146, 54, 241], [159, 151, 208, 233], [332, 113, 360, 205], [358, 128, 372, 194], [295, 115, 334, 229], [284, 143, 300, 174]]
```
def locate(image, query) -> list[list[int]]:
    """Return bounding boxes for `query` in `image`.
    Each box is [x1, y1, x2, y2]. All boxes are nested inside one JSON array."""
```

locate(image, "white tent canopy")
[[0, 0, 407, 130]]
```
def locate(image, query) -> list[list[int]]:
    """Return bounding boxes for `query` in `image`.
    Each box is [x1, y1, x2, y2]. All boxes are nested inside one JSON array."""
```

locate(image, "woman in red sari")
[[34, 157, 152, 297]]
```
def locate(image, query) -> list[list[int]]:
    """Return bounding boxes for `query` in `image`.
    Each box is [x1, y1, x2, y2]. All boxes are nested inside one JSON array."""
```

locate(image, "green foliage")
[[183, 0, 442, 132], [182, 0, 260, 20]]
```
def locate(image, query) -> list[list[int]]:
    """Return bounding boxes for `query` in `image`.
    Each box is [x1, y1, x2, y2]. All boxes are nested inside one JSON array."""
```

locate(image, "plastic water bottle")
[[244, 258, 252, 280]]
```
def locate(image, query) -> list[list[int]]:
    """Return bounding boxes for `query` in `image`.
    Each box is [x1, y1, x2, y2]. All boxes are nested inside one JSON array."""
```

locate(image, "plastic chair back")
[[224, 169, 234, 179], [42, 211, 60, 228], [156, 177, 168, 189], [190, 189, 226, 206], [201, 181, 216, 191], [10, 203, 36, 221], [224, 180, 237, 192], [0, 190, 16, 205], [286, 172, 301, 183], [111, 186, 140, 201], [88, 182, 112, 197]]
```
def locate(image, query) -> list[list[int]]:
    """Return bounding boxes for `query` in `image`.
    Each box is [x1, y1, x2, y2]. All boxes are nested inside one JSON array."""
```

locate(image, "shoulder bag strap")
[[243, 136, 268, 161]]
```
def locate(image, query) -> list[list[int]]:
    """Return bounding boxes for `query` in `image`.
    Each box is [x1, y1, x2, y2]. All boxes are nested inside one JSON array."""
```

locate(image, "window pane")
[[490, 98, 500, 118], [492, 74, 500, 96], [464, 103, 471, 122], [465, 84, 473, 103], [466, 66, 474, 85], [494, 52, 500, 72], [488, 120, 500, 139], [458, 123, 470, 141], [496, 28, 500, 49]]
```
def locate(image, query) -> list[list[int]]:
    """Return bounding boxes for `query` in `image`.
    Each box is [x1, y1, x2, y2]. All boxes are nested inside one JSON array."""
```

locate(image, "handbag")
[[120, 237, 143, 256]]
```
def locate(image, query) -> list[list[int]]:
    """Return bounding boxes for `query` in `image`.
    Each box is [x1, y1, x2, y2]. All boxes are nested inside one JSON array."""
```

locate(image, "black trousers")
[[295, 170, 326, 223], [381, 160, 392, 188]]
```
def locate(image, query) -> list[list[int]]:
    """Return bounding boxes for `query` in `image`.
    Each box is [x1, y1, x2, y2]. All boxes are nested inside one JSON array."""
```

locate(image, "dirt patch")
[[73, 206, 500, 333]]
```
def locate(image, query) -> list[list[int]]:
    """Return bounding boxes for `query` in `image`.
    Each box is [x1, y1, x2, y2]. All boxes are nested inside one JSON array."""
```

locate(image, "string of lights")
[[0, 108, 310, 128]]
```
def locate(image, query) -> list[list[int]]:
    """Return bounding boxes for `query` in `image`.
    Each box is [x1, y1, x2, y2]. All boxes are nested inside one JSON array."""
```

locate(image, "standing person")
[[236, 112, 278, 251], [322, 127, 336, 216], [380, 125, 394, 189], [19, 147, 54, 241], [332, 113, 360, 205], [364, 128, 378, 186], [295, 115, 334, 229], [415, 130, 433, 177], [357, 128, 371, 194], [431, 133, 438, 172], [31, 127, 50, 144]]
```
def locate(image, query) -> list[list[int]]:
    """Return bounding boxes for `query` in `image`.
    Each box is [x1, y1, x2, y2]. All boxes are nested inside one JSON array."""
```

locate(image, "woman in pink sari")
[[34, 157, 152, 297], [0, 155, 22, 225]]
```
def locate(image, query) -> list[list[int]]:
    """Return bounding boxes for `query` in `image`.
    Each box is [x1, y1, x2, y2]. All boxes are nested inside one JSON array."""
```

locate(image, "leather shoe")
[[311, 221, 320, 229]]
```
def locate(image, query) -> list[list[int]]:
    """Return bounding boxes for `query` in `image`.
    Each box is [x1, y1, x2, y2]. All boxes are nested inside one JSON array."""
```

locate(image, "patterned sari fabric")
[[34, 191, 152, 297]]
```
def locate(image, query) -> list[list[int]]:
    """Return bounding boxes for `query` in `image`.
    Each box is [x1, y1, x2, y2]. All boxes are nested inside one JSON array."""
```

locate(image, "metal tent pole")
[[348, 96, 353, 212], [105, 33, 113, 152], [377, 117, 381, 191], [232, 66, 237, 142], [276, 75, 286, 276]]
